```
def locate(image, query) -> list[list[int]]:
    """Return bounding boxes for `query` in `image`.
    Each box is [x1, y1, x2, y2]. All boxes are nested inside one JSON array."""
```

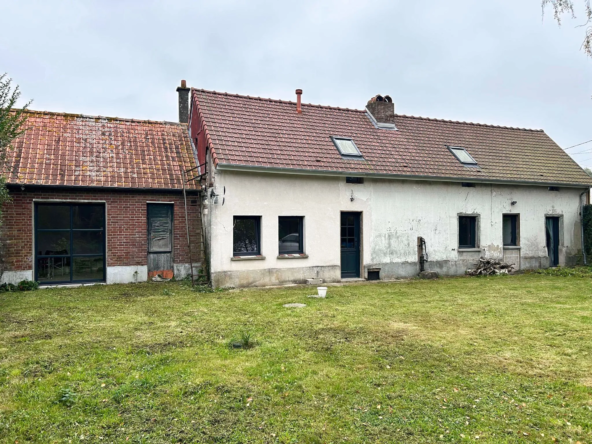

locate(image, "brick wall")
[[0, 187, 202, 272]]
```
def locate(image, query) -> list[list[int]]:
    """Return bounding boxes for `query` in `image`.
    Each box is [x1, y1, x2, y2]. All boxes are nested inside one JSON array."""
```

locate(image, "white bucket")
[[317, 287, 327, 297]]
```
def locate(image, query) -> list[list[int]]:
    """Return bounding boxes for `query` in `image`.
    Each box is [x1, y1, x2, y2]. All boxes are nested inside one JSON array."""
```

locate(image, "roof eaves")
[[216, 162, 592, 188]]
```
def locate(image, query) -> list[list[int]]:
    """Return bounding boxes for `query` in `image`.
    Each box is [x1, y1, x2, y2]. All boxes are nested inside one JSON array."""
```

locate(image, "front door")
[[545, 217, 560, 267], [341, 212, 361, 278], [147, 204, 174, 279]]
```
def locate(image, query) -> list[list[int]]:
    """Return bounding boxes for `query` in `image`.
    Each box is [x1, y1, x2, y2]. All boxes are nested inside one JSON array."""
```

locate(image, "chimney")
[[176, 80, 190, 124], [296, 89, 302, 114], [366, 94, 396, 128]]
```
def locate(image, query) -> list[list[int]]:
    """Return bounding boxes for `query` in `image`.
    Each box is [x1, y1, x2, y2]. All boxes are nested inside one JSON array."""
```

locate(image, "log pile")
[[466, 258, 514, 276]]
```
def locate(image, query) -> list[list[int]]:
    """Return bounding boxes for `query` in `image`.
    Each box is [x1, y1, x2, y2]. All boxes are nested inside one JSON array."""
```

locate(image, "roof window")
[[448, 146, 478, 166], [331, 137, 363, 158]]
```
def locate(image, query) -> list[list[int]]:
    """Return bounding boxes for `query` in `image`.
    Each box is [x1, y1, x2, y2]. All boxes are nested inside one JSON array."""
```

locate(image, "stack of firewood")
[[466, 258, 514, 276]]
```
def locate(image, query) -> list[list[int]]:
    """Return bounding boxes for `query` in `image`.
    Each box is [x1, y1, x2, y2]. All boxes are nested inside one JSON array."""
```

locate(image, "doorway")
[[545, 216, 560, 267], [341, 212, 361, 278], [147, 203, 174, 279]]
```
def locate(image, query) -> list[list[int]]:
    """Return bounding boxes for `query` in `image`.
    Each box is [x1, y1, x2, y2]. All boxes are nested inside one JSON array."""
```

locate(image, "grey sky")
[[2, 0, 591, 167]]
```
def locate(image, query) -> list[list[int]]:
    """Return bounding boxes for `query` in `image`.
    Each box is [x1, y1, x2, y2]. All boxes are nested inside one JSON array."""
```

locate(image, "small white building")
[[187, 88, 592, 288]]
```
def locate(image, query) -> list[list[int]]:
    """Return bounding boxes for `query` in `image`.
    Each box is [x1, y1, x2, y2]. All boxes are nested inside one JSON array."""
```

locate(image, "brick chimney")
[[176, 80, 190, 124], [366, 95, 396, 128]]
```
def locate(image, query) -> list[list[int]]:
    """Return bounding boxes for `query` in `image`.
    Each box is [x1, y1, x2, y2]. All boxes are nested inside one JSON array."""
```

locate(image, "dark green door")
[[546, 217, 560, 267], [341, 212, 361, 278]]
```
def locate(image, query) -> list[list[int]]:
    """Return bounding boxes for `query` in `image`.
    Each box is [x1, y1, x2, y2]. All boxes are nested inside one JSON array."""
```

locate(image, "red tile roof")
[[4, 110, 197, 190], [192, 89, 592, 187]]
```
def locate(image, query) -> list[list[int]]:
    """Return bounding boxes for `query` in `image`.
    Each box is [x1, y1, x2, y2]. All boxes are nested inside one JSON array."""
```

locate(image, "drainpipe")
[[580, 190, 587, 265]]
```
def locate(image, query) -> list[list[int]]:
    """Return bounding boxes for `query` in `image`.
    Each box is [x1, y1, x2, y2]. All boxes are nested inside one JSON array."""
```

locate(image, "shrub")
[[0, 283, 17, 292], [0, 280, 39, 293], [17, 280, 39, 291]]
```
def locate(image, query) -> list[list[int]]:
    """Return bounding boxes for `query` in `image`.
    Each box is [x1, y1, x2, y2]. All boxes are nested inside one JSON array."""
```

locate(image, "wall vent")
[[367, 269, 381, 281], [346, 177, 364, 184]]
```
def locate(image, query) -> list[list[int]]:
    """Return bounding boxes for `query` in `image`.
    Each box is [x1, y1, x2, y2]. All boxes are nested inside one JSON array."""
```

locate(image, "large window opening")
[[503, 214, 519, 246], [35, 203, 105, 284], [278, 216, 304, 254], [233, 216, 261, 256], [459, 215, 478, 249]]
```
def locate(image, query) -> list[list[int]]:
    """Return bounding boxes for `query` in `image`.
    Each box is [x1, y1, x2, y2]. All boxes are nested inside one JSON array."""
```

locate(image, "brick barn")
[[0, 108, 201, 285]]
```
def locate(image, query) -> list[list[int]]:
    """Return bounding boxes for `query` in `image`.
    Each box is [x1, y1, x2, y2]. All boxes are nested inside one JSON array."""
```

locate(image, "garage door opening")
[[34, 203, 106, 284]]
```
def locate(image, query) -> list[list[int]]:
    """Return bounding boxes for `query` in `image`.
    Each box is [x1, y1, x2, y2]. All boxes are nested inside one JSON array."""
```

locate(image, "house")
[[0, 98, 201, 285], [188, 87, 592, 288], [1, 82, 590, 288]]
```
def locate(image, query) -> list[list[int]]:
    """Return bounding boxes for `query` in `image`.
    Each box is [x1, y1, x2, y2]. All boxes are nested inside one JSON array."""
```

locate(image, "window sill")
[[503, 246, 521, 250], [458, 248, 482, 253], [277, 254, 308, 259], [231, 255, 266, 261]]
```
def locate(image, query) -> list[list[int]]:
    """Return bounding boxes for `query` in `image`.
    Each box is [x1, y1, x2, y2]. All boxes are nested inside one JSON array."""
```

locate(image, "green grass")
[[1, 274, 592, 443]]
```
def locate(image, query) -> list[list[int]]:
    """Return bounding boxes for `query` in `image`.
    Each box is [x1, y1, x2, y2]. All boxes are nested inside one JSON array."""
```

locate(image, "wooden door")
[[147, 204, 174, 279]]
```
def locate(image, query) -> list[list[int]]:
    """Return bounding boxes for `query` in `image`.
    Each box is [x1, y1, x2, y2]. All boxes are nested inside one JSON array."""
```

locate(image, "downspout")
[[580, 190, 587, 265]]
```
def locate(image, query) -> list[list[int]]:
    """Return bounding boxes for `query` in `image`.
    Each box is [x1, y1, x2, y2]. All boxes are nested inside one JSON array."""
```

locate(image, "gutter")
[[216, 163, 592, 189]]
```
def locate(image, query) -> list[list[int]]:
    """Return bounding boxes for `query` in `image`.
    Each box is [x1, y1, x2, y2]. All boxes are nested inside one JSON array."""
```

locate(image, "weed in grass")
[[229, 331, 256, 349], [193, 284, 215, 293], [55, 387, 77, 407]]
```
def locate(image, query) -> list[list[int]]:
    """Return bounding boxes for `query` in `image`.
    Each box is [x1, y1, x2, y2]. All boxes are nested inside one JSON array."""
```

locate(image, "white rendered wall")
[[206, 170, 585, 287], [1, 270, 33, 285]]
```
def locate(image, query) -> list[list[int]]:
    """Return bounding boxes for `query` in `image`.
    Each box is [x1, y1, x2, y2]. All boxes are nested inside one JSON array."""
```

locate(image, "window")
[[548, 186, 560, 192], [448, 146, 478, 166], [35, 203, 105, 284], [461, 182, 476, 188], [331, 137, 363, 157], [278, 217, 304, 254], [233, 216, 261, 256], [503, 214, 519, 246], [346, 177, 364, 184], [459, 216, 478, 249]]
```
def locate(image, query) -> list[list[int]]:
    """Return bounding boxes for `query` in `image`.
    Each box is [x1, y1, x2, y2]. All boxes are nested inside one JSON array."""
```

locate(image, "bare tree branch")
[[543, 0, 592, 57]]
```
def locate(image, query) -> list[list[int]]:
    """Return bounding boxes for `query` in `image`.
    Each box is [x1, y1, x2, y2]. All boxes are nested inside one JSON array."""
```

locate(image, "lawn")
[[1, 274, 592, 443]]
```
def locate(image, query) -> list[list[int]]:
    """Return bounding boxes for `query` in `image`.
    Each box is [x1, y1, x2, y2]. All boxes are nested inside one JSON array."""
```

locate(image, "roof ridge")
[[17, 108, 186, 126], [395, 113, 544, 132], [191, 88, 544, 132], [191, 88, 364, 113]]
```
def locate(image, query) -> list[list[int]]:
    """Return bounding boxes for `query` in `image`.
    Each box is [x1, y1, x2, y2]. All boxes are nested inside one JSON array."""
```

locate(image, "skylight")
[[448, 146, 478, 166], [331, 137, 363, 158]]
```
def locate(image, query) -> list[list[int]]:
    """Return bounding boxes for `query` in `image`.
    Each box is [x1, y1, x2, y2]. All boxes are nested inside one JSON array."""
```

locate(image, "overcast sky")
[[1, 0, 591, 167]]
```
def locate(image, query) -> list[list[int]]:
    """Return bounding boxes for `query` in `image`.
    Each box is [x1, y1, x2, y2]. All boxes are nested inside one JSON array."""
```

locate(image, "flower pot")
[[317, 287, 327, 297]]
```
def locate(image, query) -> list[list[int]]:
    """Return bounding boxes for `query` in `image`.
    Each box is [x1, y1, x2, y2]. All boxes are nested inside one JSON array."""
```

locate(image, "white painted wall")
[[106, 266, 148, 284], [1, 264, 199, 286], [204, 170, 585, 287], [1, 270, 33, 285]]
